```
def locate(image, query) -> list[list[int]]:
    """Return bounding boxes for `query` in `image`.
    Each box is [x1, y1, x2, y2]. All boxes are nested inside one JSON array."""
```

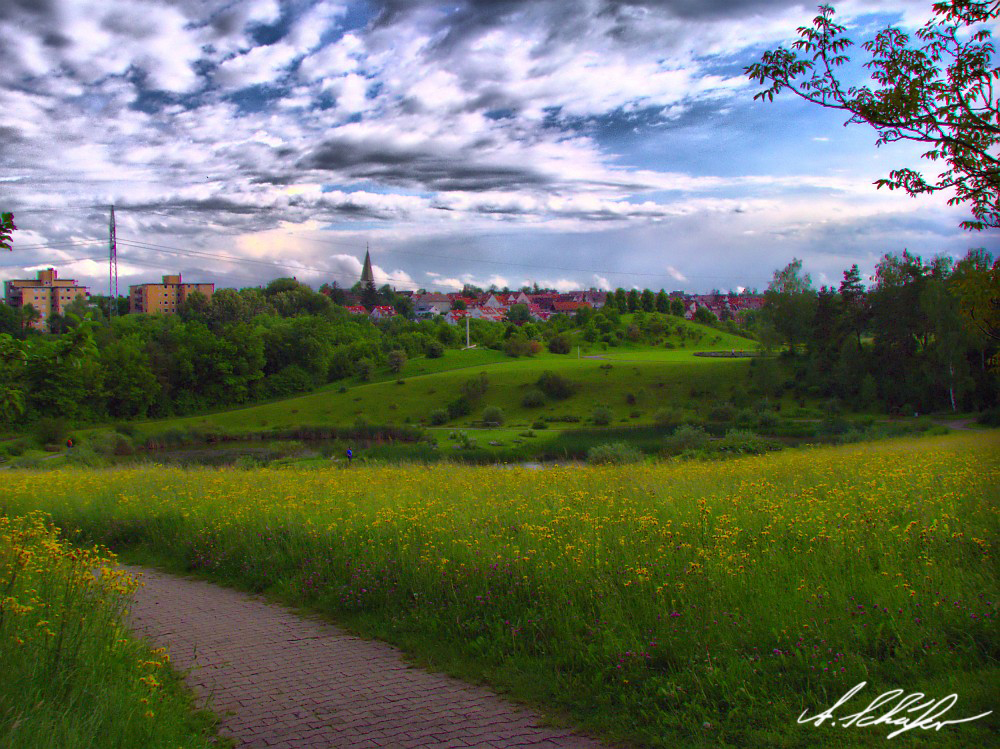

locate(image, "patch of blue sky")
[[320, 183, 428, 197]]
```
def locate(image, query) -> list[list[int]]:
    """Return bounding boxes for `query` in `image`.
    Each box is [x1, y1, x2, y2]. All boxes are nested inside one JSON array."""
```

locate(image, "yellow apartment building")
[[3, 268, 90, 330], [129, 274, 215, 315]]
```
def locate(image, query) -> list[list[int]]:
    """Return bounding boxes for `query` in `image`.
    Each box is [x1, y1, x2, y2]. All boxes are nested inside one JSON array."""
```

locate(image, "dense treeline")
[[0, 279, 461, 425], [753, 249, 999, 414], [1, 277, 705, 427]]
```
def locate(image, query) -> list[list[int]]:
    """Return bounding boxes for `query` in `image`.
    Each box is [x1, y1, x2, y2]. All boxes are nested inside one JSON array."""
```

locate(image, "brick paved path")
[[124, 566, 612, 749]]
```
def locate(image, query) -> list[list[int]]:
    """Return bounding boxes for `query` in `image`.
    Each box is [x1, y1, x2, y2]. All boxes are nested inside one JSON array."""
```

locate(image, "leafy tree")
[[951, 248, 1000, 342], [0, 212, 15, 251], [0, 334, 26, 424], [101, 334, 158, 417], [507, 303, 531, 324], [693, 306, 719, 326], [763, 259, 817, 353], [19, 304, 40, 333], [655, 289, 669, 313], [626, 289, 639, 312], [746, 1, 1000, 229], [669, 298, 685, 317], [452, 299, 467, 311], [387, 349, 407, 373], [640, 288, 655, 312], [613, 288, 628, 312]]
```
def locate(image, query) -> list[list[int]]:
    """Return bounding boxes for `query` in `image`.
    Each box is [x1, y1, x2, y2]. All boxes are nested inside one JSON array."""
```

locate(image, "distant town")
[[2, 250, 763, 332]]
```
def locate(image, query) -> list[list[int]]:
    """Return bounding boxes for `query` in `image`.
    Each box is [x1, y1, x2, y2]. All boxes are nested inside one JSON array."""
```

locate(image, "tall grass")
[[0, 513, 223, 749], [2, 433, 997, 748]]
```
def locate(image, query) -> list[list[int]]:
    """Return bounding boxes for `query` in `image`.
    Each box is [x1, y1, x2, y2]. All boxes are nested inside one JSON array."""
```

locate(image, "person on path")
[[66, 438, 73, 450], [346, 447, 353, 466]]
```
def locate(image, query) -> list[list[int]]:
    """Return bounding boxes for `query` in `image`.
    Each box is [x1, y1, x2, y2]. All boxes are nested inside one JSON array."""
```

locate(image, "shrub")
[[548, 334, 571, 354], [429, 409, 448, 425], [756, 410, 779, 429], [587, 442, 643, 465], [504, 338, 534, 357], [653, 407, 682, 428], [536, 371, 576, 400], [713, 429, 781, 456], [460, 373, 490, 401], [33, 416, 69, 445], [482, 406, 505, 426], [664, 424, 710, 453], [521, 388, 545, 408], [447, 396, 472, 419], [355, 357, 374, 381], [592, 406, 613, 426], [978, 406, 1000, 426], [425, 340, 445, 358], [708, 402, 737, 422], [532, 419, 548, 429]]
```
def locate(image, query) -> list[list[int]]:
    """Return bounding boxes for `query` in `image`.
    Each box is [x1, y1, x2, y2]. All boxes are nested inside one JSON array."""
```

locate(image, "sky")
[[1, 0, 996, 296]]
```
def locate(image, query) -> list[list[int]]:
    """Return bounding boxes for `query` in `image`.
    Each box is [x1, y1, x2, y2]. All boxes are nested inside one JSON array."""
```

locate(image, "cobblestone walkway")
[[124, 566, 611, 749]]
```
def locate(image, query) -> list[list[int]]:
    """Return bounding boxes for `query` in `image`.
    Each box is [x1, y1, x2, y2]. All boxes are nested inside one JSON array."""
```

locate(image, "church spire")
[[360, 245, 375, 286]]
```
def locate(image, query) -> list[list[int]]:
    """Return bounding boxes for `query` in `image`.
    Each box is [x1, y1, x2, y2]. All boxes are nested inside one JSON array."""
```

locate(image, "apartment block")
[[129, 274, 215, 315], [3, 268, 90, 330]]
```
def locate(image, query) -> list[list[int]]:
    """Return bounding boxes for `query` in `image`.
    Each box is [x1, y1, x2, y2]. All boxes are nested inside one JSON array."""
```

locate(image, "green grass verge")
[[0, 513, 226, 749]]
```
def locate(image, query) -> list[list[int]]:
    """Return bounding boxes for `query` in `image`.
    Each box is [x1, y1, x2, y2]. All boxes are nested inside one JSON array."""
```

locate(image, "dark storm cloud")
[[302, 140, 548, 191]]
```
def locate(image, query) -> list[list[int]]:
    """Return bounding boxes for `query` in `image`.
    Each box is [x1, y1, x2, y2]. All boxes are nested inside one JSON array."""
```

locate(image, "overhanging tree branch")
[[746, 1, 1000, 230]]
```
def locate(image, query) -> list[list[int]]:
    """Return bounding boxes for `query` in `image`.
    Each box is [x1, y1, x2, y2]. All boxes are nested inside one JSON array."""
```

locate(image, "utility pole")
[[109, 205, 118, 318]]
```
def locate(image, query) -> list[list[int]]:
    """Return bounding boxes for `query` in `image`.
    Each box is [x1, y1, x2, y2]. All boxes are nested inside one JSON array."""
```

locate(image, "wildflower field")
[[2, 433, 997, 747], [0, 514, 223, 749]]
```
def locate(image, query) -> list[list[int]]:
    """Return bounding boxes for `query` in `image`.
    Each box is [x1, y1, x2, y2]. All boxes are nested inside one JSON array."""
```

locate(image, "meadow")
[[0, 514, 223, 748], [2, 432, 996, 747]]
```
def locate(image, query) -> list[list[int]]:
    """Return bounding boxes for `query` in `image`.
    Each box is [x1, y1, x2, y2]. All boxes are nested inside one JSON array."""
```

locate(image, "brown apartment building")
[[3, 268, 90, 330], [129, 274, 214, 315]]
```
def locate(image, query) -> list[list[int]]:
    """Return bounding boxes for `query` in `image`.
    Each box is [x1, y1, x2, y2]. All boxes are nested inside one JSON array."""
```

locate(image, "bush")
[[756, 409, 779, 429], [713, 429, 781, 456], [536, 370, 576, 400], [503, 338, 534, 357], [33, 416, 69, 445], [481, 406, 505, 426], [521, 388, 545, 408], [587, 442, 643, 465], [592, 406, 613, 426], [460, 373, 490, 401], [978, 406, 1000, 426], [447, 396, 472, 419], [425, 340, 445, 358], [429, 409, 448, 425], [532, 419, 548, 430], [653, 407, 682, 428], [548, 334, 571, 354], [664, 424, 710, 453], [355, 357, 374, 381], [707, 403, 737, 422]]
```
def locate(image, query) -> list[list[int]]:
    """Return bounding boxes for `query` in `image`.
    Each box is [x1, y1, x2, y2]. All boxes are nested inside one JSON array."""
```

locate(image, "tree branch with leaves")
[[746, 1, 999, 230], [0, 213, 15, 251]]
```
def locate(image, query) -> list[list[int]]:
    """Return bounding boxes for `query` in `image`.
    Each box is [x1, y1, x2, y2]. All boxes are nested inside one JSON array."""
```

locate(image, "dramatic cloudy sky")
[[1, 0, 996, 295]]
